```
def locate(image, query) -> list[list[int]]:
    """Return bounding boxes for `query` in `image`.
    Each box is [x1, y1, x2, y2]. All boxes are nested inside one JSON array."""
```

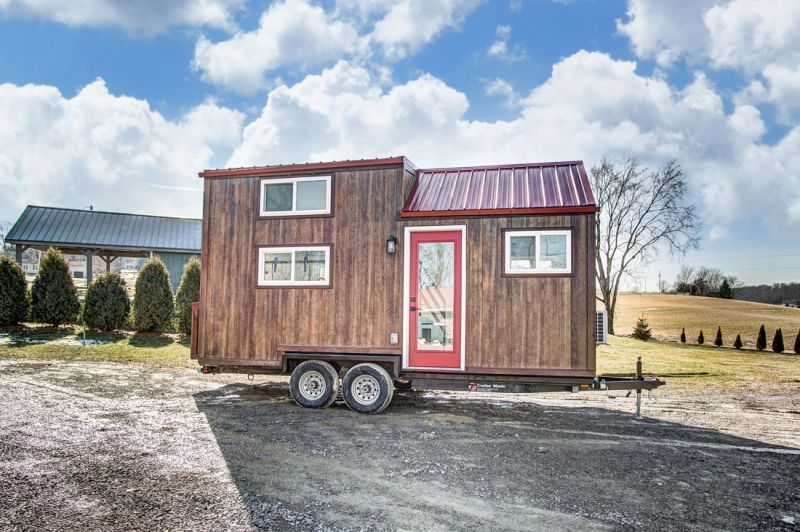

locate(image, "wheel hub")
[[299, 370, 327, 401], [351, 374, 380, 405]]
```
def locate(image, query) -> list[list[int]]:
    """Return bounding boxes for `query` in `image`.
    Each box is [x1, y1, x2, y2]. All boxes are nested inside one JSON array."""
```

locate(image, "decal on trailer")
[[468, 383, 508, 392]]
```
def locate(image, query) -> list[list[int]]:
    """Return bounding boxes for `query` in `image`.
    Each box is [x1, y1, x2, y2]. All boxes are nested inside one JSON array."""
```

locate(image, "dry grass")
[[614, 293, 800, 349]]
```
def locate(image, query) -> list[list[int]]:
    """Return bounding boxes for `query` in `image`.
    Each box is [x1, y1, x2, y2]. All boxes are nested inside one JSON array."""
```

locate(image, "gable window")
[[260, 176, 331, 216], [258, 245, 331, 287], [504, 229, 571, 275]]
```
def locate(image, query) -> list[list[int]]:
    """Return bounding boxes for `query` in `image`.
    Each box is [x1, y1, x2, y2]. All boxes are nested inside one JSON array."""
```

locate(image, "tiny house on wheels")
[[192, 156, 662, 414]]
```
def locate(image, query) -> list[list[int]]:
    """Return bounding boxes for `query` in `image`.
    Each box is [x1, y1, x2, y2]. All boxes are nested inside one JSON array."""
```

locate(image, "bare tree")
[[674, 264, 695, 292], [0, 221, 13, 258], [592, 158, 701, 334]]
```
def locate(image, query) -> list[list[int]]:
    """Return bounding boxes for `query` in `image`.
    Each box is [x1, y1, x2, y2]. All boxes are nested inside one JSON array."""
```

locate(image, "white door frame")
[[402, 224, 467, 371]]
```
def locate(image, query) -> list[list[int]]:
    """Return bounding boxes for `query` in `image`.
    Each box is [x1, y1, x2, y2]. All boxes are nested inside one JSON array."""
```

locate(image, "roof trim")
[[6, 239, 200, 254], [199, 156, 412, 178], [416, 160, 585, 173], [400, 206, 600, 219], [15, 205, 201, 222]]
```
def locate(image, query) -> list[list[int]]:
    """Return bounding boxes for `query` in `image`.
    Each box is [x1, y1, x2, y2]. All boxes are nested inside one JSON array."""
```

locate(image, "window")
[[504, 229, 571, 275], [258, 245, 331, 286], [260, 176, 331, 216]]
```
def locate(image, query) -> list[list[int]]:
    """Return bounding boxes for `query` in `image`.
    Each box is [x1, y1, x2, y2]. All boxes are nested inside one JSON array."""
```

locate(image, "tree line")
[[673, 265, 742, 298]]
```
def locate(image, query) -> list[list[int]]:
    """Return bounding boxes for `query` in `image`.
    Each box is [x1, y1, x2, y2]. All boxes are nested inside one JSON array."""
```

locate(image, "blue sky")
[[0, 0, 799, 287]]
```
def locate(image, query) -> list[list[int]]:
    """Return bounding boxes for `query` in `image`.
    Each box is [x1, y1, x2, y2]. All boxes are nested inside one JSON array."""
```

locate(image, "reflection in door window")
[[417, 241, 455, 351]]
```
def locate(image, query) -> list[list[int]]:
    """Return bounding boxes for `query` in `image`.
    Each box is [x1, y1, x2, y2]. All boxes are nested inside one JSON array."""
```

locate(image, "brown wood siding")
[[196, 164, 596, 375]]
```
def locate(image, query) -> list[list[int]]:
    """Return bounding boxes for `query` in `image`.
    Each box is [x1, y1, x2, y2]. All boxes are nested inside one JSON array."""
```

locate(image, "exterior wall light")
[[387, 234, 398, 254]]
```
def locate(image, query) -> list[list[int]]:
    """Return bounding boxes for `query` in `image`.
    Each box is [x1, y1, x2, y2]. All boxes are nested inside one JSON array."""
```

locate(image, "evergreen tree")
[[714, 326, 723, 347], [772, 328, 784, 353], [133, 258, 174, 332], [83, 273, 130, 331], [0, 256, 29, 326], [718, 279, 733, 299], [794, 329, 800, 355], [756, 325, 767, 351], [697, 330, 704, 345], [30, 248, 79, 327], [680, 328, 686, 343], [175, 257, 200, 335], [632, 316, 652, 341], [733, 334, 743, 349]]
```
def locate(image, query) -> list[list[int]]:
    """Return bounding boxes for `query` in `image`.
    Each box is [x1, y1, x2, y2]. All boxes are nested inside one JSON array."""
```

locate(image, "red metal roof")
[[401, 161, 598, 218], [199, 156, 411, 178]]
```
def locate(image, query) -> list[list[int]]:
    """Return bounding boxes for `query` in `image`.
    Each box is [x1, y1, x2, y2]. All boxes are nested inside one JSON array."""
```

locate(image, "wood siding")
[[197, 164, 595, 375]]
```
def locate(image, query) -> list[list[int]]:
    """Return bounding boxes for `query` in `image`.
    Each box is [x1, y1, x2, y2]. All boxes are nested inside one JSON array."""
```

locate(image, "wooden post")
[[85, 251, 94, 285], [15, 244, 23, 265]]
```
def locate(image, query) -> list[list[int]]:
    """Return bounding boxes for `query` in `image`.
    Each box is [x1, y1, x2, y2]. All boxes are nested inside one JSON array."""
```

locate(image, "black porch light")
[[387, 234, 398, 254]]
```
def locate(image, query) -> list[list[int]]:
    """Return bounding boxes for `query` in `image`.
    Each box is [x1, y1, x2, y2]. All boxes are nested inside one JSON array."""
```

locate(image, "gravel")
[[1, 359, 798, 531]]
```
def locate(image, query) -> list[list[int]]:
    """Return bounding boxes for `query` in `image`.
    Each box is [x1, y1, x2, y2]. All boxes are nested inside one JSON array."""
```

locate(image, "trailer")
[[191, 157, 664, 414]]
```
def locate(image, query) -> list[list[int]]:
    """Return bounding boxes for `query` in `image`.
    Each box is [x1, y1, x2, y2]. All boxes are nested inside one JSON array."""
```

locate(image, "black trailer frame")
[[201, 354, 664, 417]]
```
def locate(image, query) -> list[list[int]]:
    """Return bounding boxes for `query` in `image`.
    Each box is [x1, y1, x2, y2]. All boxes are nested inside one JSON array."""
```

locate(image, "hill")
[[613, 293, 800, 349]]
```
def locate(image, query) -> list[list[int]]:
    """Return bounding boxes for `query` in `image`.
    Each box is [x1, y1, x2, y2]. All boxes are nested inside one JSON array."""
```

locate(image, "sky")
[[0, 0, 799, 287]]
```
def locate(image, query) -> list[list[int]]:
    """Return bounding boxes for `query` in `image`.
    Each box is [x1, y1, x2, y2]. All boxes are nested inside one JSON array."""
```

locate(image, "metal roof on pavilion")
[[6, 205, 201, 253]]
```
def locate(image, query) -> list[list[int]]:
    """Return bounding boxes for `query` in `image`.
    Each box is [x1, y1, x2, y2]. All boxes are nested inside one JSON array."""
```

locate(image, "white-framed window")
[[504, 229, 571, 275], [257, 245, 331, 287], [260, 175, 332, 217]]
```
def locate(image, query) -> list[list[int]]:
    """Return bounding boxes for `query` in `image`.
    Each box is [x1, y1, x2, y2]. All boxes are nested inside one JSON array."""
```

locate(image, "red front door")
[[408, 230, 462, 369]]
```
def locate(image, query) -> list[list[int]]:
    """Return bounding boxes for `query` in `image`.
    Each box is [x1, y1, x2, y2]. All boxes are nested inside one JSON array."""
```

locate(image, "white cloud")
[[0, 0, 243, 34], [618, 0, 800, 120], [484, 78, 519, 107], [370, 0, 482, 60], [0, 79, 244, 220], [487, 24, 524, 61], [228, 52, 800, 236], [194, 0, 482, 92], [616, 0, 717, 67], [193, 0, 362, 94]]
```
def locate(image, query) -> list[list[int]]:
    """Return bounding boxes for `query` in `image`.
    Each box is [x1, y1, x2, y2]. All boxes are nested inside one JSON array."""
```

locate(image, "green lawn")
[[0, 326, 194, 369], [598, 335, 800, 388]]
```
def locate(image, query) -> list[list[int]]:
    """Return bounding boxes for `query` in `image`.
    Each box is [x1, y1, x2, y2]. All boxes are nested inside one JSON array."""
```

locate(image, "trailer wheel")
[[289, 360, 339, 409], [341, 363, 394, 414]]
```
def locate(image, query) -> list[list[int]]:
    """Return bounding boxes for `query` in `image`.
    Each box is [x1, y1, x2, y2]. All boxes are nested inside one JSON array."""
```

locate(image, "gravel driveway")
[[1, 359, 798, 531]]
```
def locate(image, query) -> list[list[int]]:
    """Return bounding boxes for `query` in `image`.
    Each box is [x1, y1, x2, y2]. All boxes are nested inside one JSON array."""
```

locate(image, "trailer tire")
[[341, 363, 394, 414], [289, 360, 339, 409]]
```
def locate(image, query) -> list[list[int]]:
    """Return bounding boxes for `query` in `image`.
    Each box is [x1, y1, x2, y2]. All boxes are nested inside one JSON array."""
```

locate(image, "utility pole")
[[658, 271, 662, 293]]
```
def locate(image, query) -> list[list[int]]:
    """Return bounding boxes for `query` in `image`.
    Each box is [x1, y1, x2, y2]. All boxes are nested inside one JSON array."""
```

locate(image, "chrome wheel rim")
[[299, 370, 327, 401], [351, 374, 380, 405]]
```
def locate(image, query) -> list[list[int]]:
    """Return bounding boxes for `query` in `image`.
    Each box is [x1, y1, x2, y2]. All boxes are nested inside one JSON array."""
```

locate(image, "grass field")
[[2, 323, 798, 390], [0, 326, 193, 369], [614, 293, 800, 348]]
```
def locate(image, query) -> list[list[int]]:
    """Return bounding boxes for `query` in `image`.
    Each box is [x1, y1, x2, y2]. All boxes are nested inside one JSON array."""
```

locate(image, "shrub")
[[83, 273, 130, 331], [175, 257, 200, 335], [772, 328, 784, 353], [794, 329, 800, 355], [697, 330, 704, 345], [680, 328, 686, 343], [733, 334, 743, 349], [714, 326, 723, 347], [30, 248, 80, 326], [756, 325, 767, 351], [632, 316, 651, 341], [133, 258, 174, 332], [0, 256, 29, 326]]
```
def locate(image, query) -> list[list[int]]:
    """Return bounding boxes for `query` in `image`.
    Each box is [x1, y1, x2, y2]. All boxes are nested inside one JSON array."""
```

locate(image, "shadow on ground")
[[194, 381, 800, 531]]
